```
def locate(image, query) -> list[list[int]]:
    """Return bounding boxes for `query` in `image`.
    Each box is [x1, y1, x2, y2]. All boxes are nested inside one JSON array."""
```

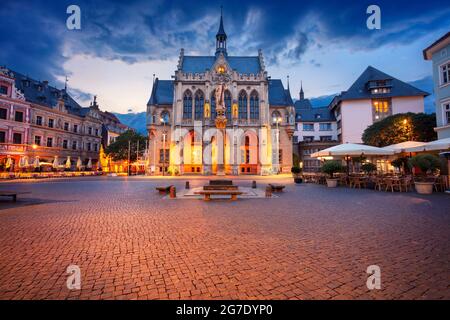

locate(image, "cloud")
[[60, 54, 177, 112]]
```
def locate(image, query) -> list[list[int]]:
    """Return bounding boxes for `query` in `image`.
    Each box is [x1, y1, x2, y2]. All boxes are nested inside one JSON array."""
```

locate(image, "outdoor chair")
[[401, 176, 413, 192], [384, 178, 401, 192], [434, 176, 446, 192], [374, 177, 385, 191]]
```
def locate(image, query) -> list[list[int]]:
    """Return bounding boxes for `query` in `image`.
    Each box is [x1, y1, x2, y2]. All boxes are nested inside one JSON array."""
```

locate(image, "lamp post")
[[273, 115, 282, 174], [161, 117, 167, 176], [127, 140, 131, 176]]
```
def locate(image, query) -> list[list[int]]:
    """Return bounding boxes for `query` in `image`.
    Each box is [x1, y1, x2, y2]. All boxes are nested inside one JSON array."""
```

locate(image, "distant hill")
[[113, 112, 147, 135], [114, 76, 435, 133]]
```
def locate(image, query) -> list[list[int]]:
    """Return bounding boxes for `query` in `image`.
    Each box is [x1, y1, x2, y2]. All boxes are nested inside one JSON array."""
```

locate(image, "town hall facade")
[[146, 11, 295, 175]]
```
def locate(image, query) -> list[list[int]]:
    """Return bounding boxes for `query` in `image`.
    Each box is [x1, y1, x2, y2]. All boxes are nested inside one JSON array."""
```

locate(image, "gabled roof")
[[181, 56, 261, 75], [294, 98, 312, 111], [10, 70, 94, 117], [423, 32, 450, 60], [296, 106, 336, 122], [338, 66, 429, 102], [148, 79, 174, 106], [268, 79, 293, 107]]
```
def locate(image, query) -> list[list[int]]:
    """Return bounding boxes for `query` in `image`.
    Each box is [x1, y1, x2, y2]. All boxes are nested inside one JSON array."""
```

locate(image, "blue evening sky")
[[1, 0, 449, 113]]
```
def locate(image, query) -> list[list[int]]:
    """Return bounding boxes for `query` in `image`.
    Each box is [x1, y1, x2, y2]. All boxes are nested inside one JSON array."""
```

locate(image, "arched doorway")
[[239, 130, 259, 174], [182, 130, 202, 174]]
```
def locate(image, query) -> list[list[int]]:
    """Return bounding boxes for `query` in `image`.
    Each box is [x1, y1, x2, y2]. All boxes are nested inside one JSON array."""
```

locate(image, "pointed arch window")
[[210, 94, 217, 119], [250, 91, 259, 120], [224, 90, 232, 121], [194, 90, 204, 120], [238, 91, 248, 120], [183, 90, 192, 119]]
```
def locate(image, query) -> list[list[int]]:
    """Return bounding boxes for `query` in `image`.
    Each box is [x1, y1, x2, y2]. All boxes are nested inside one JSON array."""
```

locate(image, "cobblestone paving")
[[0, 177, 449, 300]]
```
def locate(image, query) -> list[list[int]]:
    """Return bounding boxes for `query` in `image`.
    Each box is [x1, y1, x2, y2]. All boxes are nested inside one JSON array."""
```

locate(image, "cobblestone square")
[[0, 177, 449, 300]]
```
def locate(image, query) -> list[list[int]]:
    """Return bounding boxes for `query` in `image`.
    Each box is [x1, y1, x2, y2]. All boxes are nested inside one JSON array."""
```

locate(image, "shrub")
[[321, 161, 343, 178], [408, 154, 441, 176], [291, 166, 301, 174], [361, 163, 377, 174]]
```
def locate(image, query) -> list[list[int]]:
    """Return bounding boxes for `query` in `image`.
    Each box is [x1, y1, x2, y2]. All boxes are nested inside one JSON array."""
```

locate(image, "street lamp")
[[160, 117, 167, 176], [272, 115, 282, 174]]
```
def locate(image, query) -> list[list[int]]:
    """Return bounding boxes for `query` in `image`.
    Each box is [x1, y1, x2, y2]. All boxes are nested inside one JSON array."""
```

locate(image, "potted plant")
[[361, 163, 377, 176], [321, 161, 343, 188], [291, 166, 303, 184], [408, 154, 441, 195]]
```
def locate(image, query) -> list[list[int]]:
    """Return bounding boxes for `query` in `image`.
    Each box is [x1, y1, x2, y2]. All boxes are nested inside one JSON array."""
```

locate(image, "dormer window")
[[315, 114, 321, 119], [368, 79, 392, 94]]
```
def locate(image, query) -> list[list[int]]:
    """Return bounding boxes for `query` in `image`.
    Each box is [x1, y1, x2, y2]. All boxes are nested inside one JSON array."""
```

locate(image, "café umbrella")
[[33, 156, 40, 169], [76, 157, 82, 171], [18, 156, 25, 168], [311, 143, 395, 158], [5, 156, 12, 170], [382, 141, 427, 154], [404, 137, 450, 152], [52, 156, 59, 169], [65, 157, 71, 170]]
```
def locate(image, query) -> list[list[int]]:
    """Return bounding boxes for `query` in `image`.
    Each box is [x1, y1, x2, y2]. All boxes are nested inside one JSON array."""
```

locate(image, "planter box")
[[326, 178, 338, 188], [415, 182, 434, 195]]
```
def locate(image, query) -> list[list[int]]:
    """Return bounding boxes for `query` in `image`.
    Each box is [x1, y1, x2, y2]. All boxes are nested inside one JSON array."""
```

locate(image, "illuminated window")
[[372, 99, 391, 121], [183, 90, 192, 120], [249, 91, 259, 120], [238, 91, 248, 120], [217, 65, 226, 74], [194, 90, 204, 120], [272, 111, 282, 125], [210, 94, 217, 119], [224, 90, 231, 121]]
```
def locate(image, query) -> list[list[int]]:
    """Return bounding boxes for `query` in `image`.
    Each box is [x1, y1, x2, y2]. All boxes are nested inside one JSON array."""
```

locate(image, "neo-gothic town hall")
[[147, 11, 295, 175]]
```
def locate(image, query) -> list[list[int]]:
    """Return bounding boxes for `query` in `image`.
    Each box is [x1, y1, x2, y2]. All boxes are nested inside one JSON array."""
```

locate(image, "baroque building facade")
[[0, 67, 106, 171], [147, 12, 295, 176]]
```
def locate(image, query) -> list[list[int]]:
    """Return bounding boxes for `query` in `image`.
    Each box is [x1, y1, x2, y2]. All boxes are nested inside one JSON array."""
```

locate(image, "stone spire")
[[215, 6, 227, 57], [300, 81, 304, 100]]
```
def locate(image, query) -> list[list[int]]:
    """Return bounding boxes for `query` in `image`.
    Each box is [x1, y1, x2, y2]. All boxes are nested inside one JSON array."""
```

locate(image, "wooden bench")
[[209, 180, 234, 186], [195, 190, 243, 201], [203, 185, 238, 191], [155, 186, 173, 195], [269, 184, 286, 192], [0, 191, 31, 202]]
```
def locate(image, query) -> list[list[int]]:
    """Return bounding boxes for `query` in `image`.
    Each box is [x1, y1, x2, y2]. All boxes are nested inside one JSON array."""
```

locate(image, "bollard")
[[252, 181, 257, 189], [169, 186, 177, 199], [265, 185, 272, 198], [185, 181, 190, 189]]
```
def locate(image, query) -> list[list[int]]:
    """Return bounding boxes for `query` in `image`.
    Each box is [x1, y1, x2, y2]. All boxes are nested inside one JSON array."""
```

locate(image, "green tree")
[[362, 113, 437, 147], [105, 130, 147, 161]]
